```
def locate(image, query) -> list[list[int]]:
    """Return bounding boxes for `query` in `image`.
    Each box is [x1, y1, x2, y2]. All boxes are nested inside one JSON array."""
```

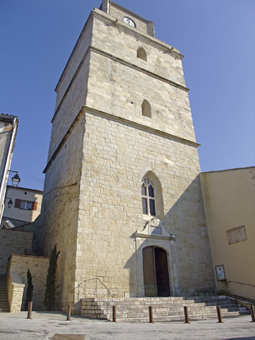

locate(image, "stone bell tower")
[[36, 0, 214, 310]]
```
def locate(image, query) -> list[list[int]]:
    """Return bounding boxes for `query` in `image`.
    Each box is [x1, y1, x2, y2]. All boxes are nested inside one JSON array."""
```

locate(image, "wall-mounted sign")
[[216, 265, 226, 281], [226, 225, 247, 244]]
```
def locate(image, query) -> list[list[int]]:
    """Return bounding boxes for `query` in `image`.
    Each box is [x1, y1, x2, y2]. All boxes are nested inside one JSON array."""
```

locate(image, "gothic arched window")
[[141, 177, 156, 216], [141, 172, 164, 220]]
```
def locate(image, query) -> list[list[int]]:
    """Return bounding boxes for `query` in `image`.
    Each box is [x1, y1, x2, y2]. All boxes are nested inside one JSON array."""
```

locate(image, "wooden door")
[[143, 246, 170, 297], [155, 247, 170, 296], [143, 246, 157, 296]]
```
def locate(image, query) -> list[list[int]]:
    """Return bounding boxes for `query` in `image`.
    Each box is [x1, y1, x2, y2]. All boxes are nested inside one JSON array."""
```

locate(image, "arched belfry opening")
[[137, 47, 147, 61], [142, 100, 151, 118], [143, 246, 170, 297]]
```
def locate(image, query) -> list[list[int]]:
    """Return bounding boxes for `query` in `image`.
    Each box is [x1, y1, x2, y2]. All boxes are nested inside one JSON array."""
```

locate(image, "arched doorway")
[[143, 246, 170, 297]]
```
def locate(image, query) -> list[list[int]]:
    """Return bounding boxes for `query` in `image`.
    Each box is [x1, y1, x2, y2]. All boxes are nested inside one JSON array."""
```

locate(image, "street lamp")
[[7, 199, 13, 208], [11, 173, 21, 187], [5, 197, 13, 208]]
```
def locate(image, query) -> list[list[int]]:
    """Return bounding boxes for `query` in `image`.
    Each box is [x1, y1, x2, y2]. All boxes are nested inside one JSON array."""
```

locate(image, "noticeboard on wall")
[[215, 265, 226, 281]]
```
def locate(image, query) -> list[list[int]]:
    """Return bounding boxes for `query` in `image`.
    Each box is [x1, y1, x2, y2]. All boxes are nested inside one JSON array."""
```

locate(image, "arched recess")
[[137, 47, 147, 61], [143, 246, 170, 297], [142, 100, 151, 118], [141, 171, 164, 220]]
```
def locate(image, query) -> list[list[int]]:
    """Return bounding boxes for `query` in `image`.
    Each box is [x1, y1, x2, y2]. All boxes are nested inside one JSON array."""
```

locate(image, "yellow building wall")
[[200, 167, 255, 300]]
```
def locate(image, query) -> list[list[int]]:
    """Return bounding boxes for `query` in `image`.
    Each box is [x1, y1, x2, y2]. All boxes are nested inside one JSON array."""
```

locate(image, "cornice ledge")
[[92, 8, 184, 60], [90, 46, 188, 92], [83, 105, 200, 148], [55, 13, 93, 93], [133, 232, 175, 241], [45, 104, 200, 174], [44, 106, 86, 174]]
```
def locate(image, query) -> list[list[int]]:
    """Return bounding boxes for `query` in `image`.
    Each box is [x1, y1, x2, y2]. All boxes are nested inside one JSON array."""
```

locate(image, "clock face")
[[123, 17, 136, 28]]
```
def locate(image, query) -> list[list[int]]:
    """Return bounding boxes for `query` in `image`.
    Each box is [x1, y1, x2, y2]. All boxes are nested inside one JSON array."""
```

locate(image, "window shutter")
[[32, 202, 38, 211], [14, 199, 21, 208]]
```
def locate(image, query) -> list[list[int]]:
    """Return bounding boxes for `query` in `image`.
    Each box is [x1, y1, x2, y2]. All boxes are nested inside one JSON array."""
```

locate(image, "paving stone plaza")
[[0, 312, 254, 340]]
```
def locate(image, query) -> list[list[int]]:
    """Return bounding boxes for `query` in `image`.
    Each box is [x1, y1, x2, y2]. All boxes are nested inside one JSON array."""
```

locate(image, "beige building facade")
[[200, 167, 255, 301], [35, 0, 215, 311], [2, 186, 42, 228]]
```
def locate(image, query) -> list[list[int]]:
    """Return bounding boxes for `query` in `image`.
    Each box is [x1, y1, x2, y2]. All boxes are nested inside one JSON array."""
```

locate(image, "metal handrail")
[[228, 280, 255, 288], [75, 277, 111, 301], [83, 277, 111, 315], [83, 277, 111, 299], [74, 281, 84, 301]]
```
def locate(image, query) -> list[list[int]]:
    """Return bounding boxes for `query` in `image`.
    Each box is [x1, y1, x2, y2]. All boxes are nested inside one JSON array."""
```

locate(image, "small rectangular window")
[[141, 184, 147, 196], [21, 201, 33, 210]]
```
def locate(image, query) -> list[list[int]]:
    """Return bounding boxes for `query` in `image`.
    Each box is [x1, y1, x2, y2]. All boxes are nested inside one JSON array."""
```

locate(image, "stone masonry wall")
[[75, 111, 214, 297], [49, 8, 190, 162], [0, 229, 33, 274], [8, 254, 49, 311], [88, 52, 194, 141], [48, 55, 90, 162], [87, 16, 194, 142], [54, 17, 93, 111], [35, 113, 86, 310], [73, 12, 214, 297]]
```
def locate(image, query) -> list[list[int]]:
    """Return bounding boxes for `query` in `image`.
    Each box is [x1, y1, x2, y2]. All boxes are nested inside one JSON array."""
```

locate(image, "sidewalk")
[[0, 312, 254, 340]]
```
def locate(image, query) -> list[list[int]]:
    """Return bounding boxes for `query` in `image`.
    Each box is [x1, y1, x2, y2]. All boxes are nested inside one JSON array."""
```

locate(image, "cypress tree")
[[43, 245, 60, 310], [25, 269, 33, 310]]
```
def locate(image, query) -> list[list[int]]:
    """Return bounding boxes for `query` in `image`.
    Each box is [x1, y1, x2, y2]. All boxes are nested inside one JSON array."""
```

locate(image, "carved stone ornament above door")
[[134, 217, 175, 240]]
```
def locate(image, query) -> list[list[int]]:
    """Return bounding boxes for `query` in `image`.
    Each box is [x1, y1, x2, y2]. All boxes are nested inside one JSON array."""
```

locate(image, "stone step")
[[82, 303, 241, 312], [81, 305, 244, 316], [115, 311, 251, 323], [86, 300, 239, 307], [80, 295, 250, 321], [82, 310, 251, 322], [0, 300, 9, 305], [83, 302, 238, 309], [0, 275, 9, 313], [95, 305, 248, 316]]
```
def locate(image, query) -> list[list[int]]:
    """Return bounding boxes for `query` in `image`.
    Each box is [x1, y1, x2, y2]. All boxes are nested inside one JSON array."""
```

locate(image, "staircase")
[[0, 275, 9, 312], [81, 296, 250, 322]]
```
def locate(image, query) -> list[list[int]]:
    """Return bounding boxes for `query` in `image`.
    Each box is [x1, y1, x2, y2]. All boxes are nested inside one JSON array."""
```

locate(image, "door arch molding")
[[134, 236, 177, 297]]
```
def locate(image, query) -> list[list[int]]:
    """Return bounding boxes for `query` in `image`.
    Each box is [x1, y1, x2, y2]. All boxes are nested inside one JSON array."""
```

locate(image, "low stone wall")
[[7, 265, 25, 313], [7, 255, 49, 311], [0, 229, 33, 274]]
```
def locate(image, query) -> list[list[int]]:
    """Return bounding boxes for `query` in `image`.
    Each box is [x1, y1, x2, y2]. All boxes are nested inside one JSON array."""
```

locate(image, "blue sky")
[[1, 0, 254, 191]]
